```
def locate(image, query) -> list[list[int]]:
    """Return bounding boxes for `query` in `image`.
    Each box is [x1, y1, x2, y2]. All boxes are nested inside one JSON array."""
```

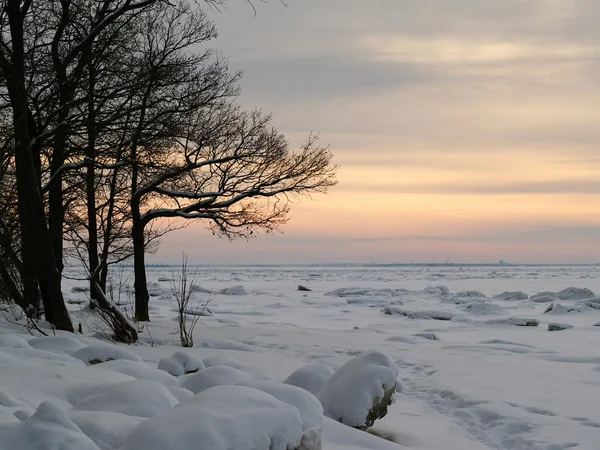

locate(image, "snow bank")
[[120, 385, 303, 450], [180, 365, 251, 394], [317, 350, 398, 429], [284, 363, 335, 395], [73, 344, 142, 365], [0, 401, 100, 450], [196, 337, 261, 352], [73, 380, 178, 418], [157, 351, 205, 376], [461, 302, 506, 316]]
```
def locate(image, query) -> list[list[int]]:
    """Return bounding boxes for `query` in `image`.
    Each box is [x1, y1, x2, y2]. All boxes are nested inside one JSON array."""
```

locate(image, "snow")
[[120, 385, 303, 450], [284, 363, 336, 395], [1, 264, 600, 450]]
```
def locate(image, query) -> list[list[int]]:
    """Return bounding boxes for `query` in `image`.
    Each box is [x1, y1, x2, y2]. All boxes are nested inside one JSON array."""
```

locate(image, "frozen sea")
[[1, 264, 599, 450]]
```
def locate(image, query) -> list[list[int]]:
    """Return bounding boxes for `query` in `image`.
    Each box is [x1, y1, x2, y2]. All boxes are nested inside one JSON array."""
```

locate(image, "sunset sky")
[[152, 0, 600, 265]]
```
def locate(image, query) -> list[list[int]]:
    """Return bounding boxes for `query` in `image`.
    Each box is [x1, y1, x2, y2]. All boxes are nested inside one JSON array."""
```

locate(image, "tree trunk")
[[99, 167, 120, 293], [86, 61, 100, 299], [132, 210, 149, 321], [13, 113, 73, 332], [91, 279, 138, 343], [3, 0, 73, 332]]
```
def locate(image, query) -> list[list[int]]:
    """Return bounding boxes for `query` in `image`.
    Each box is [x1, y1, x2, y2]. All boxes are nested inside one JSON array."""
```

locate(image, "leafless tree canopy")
[[0, 0, 337, 333]]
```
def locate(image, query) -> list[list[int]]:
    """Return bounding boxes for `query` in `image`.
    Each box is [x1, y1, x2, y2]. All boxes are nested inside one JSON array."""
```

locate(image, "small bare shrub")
[[170, 254, 210, 347]]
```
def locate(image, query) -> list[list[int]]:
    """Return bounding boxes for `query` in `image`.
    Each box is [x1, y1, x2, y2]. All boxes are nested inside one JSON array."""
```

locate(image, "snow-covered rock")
[[462, 302, 505, 316], [180, 365, 251, 394], [317, 350, 398, 430], [0, 401, 100, 450], [120, 385, 304, 450], [73, 344, 142, 365], [157, 351, 205, 376], [73, 380, 178, 418], [284, 363, 335, 395]]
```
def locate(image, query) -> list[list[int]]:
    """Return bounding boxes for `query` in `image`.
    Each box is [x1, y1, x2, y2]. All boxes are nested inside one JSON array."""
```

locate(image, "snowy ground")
[[2, 265, 600, 449]]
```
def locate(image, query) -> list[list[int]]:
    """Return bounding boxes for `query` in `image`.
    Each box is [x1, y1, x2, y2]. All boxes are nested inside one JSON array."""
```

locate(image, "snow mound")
[[68, 410, 142, 450], [557, 287, 595, 300], [120, 385, 303, 450], [484, 317, 539, 327], [0, 401, 100, 450], [383, 306, 456, 321], [157, 351, 205, 376], [73, 380, 178, 418], [548, 323, 574, 331], [203, 354, 245, 369], [284, 363, 336, 395], [95, 359, 178, 386], [421, 285, 450, 296], [237, 380, 323, 431], [28, 335, 86, 354], [317, 350, 398, 429], [73, 344, 142, 365], [0, 334, 31, 349], [580, 298, 600, 310], [196, 337, 261, 352], [493, 291, 528, 301], [220, 285, 248, 295], [180, 365, 251, 394]]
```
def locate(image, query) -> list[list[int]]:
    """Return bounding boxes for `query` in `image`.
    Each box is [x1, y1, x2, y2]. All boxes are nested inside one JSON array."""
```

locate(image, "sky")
[[152, 0, 600, 265]]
